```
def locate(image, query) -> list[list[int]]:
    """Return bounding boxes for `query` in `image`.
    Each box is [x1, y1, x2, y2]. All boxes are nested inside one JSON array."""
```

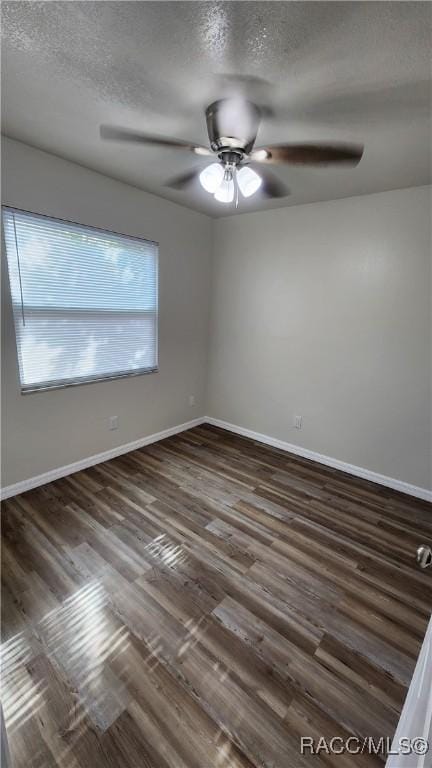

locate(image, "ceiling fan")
[[100, 98, 364, 204]]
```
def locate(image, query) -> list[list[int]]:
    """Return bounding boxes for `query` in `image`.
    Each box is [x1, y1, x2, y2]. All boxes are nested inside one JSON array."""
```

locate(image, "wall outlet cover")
[[294, 415, 303, 430]]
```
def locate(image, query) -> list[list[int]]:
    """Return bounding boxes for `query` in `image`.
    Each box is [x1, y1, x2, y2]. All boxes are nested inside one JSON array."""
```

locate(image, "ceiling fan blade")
[[251, 143, 363, 166], [253, 166, 290, 198], [273, 81, 431, 126], [165, 169, 200, 190], [100, 125, 212, 156]]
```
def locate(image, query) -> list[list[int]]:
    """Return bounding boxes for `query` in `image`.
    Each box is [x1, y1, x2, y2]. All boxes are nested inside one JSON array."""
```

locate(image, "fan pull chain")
[[235, 167, 239, 209]]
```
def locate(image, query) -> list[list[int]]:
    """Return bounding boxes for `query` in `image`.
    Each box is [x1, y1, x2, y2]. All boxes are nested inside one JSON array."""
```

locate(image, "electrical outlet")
[[189, 395, 196, 407], [293, 414, 302, 430], [109, 415, 119, 431]]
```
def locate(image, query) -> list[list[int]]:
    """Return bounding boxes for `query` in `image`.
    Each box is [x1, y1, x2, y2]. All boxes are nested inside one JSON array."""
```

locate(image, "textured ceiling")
[[2, 1, 431, 217]]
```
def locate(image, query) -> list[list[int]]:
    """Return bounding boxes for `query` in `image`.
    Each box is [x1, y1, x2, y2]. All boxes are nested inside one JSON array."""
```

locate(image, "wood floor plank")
[[1, 424, 431, 767]]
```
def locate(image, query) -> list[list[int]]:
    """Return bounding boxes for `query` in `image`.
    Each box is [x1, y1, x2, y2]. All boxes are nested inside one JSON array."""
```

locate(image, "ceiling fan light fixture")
[[237, 166, 262, 198], [214, 177, 235, 203], [199, 163, 224, 193]]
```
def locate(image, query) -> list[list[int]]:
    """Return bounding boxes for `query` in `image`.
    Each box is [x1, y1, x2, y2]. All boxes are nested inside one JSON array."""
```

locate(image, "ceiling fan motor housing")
[[205, 99, 261, 155], [218, 150, 244, 168]]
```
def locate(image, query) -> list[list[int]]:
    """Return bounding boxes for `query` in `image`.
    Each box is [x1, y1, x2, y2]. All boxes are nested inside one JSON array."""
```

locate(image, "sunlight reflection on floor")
[[1, 632, 46, 734], [39, 580, 131, 730], [1, 544, 237, 764], [145, 533, 188, 568], [1, 579, 131, 742]]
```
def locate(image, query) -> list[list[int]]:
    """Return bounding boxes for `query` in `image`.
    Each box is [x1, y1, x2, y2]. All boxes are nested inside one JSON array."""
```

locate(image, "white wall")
[[208, 186, 431, 491], [1, 137, 212, 487], [2, 139, 430, 495]]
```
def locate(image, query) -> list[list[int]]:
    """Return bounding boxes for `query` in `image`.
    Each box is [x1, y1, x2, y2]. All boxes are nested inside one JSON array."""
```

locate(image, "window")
[[2, 207, 158, 392]]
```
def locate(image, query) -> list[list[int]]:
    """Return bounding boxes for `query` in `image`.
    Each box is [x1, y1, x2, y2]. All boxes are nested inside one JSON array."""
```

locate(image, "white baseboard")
[[2, 415, 431, 503], [0, 417, 205, 501], [205, 417, 432, 503]]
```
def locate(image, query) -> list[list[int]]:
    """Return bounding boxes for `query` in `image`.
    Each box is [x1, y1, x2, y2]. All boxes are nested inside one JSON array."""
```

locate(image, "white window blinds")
[[2, 208, 158, 392]]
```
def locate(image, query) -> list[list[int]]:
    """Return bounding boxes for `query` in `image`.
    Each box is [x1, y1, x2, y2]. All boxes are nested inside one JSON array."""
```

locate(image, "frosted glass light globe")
[[199, 163, 224, 193], [214, 177, 234, 203], [237, 166, 262, 198]]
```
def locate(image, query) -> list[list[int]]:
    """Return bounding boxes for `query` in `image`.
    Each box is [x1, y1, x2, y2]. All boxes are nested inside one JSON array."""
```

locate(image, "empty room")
[[1, 2, 431, 766]]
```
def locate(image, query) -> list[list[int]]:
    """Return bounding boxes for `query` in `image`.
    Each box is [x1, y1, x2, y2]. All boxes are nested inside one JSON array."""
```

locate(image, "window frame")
[[2, 206, 159, 394]]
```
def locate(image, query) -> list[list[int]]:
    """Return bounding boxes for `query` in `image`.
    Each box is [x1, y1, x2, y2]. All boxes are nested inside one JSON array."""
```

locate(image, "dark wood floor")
[[1, 424, 431, 768]]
